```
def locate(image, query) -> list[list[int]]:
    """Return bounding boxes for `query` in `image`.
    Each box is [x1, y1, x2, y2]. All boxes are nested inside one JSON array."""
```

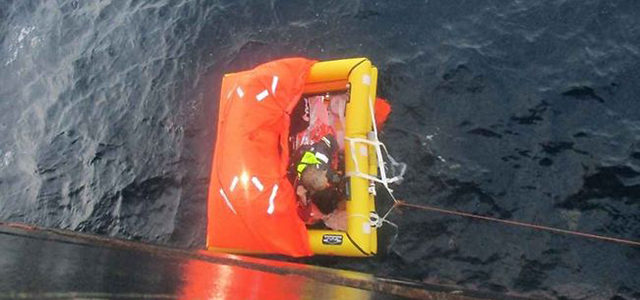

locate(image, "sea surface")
[[1, 1, 639, 299]]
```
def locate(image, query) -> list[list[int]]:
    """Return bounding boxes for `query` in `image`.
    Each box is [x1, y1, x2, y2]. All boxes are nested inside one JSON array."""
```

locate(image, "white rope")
[[349, 211, 400, 252], [342, 93, 407, 231], [347, 138, 361, 177], [368, 96, 391, 189], [345, 170, 387, 185], [349, 212, 392, 229]]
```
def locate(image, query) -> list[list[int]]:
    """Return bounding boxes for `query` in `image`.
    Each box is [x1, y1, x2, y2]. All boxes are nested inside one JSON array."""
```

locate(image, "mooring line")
[[386, 201, 640, 247]]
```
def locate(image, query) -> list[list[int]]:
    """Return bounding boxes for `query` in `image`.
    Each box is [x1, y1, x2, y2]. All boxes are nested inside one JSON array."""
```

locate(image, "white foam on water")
[[5, 26, 36, 66], [0, 150, 14, 168]]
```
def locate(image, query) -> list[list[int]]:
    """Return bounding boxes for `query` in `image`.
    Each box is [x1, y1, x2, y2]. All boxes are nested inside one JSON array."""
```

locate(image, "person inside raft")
[[294, 134, 347, 231]]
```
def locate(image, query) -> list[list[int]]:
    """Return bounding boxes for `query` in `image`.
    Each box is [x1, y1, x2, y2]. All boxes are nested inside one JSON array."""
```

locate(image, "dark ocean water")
[[1, 0, 639, 298]]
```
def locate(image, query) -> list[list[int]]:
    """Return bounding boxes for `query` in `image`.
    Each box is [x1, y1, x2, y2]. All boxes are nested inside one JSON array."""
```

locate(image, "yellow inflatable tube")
[[305, 58, 379, 257]]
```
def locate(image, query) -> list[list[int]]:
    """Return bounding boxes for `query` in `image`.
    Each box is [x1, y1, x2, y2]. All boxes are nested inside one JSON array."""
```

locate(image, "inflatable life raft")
[[206, 58, 404, 257]]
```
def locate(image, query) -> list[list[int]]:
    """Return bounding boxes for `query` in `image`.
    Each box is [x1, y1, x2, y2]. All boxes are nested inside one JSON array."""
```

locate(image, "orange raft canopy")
[[207, 58, 316, 257], [206, 57, 402, 257]]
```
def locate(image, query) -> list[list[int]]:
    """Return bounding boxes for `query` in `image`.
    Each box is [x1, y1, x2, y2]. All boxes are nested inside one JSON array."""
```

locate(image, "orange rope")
[[394, 201, 640, 247]]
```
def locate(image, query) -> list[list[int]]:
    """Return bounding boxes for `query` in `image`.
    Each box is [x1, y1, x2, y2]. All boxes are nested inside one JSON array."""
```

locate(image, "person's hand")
[[322, 208, 348, 231], [296, 185, 308, 205]]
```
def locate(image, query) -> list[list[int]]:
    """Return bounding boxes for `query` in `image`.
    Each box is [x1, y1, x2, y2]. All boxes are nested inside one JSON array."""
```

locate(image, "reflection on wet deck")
[[0, 222, 514, 299]]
